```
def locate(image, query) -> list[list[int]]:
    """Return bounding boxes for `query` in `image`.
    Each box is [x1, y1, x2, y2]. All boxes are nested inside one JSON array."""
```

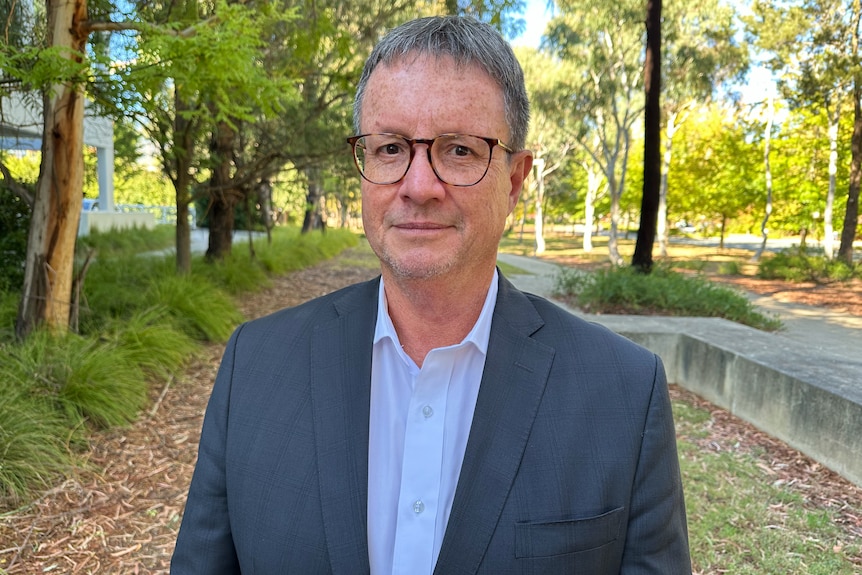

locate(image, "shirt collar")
[[373, 271, 499, 356]]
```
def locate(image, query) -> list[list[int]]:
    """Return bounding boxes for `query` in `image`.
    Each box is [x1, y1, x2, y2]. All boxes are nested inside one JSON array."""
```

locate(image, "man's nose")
[[400, 145, 446, 202]]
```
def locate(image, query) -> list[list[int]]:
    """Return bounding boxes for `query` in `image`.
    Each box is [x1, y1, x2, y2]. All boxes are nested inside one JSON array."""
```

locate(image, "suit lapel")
[[310, 279, 379, 575], [434, 276, 555, 575]]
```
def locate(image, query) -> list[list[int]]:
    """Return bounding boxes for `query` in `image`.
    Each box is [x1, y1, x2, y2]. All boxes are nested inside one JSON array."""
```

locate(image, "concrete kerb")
[[497, 252, 862, 487]]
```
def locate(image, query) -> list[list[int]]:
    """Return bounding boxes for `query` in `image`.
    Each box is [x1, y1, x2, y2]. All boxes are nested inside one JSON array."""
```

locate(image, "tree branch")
[[0, 159, 34, 208]]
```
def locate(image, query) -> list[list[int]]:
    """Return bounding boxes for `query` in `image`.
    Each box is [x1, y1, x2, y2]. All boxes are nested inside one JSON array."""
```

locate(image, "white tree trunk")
[[533, 157, 546, 254], [824, 107, 839, 259], [658, 111, 678, 257]]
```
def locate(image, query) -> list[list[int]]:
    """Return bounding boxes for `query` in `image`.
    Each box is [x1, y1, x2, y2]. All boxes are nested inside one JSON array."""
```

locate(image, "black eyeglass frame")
[[346, 133, 515, 187]]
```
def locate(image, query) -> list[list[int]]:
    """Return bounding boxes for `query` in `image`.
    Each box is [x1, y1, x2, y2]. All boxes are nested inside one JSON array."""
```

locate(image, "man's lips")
[[393, 221, 449, 230]]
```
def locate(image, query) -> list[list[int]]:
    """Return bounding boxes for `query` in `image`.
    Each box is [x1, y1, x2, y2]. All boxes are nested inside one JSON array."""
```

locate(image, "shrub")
[[143, 274, 243, 343], [4, 330, 149, 429], [102, 307, 198, 379], [0, 185, 32, 292], [758, 248, 861, 283], [0, 224, 359, 504], [0, 372, 73, 504], [556, 265, 782, 331]]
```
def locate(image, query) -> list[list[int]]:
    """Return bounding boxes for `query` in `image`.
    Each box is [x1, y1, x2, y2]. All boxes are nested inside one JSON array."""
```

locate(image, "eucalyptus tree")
[[516, 46, 575, 253], [746, 0, 860, 263], [652, 0, 747, 257], [545, 0, 645, 265], [2, 0, 115, 337], [669, 104, 762, 247]]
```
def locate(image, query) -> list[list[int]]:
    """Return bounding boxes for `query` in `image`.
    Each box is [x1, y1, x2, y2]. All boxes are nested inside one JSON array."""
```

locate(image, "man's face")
[[358, 54, 532, 282]]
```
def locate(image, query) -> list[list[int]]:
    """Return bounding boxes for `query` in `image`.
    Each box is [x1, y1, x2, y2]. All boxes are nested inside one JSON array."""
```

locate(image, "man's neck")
[[382, 266, 496, 366]]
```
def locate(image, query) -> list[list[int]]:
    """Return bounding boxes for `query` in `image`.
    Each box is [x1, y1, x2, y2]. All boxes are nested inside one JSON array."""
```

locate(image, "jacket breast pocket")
[[514, 507, 624, 558]]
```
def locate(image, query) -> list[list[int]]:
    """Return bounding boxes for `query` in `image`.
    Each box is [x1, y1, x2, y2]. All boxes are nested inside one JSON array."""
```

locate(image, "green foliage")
[[4, 330, 149, 430], [254, 227, 359, 275], [102, 307, 198, 379], [1, 224, 359, 503], [0, 290, 19, 337], [556, 265, 782, 331], [144, 275, 242, 342], [0, 371, 73, 505], [0, 185, 32, 292], [77, 224, 175, 258], [758, 248, 861, 283]]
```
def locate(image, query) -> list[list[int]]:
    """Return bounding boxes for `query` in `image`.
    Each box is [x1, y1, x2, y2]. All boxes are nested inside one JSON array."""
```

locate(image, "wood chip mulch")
[[1, 247, 860, 573]]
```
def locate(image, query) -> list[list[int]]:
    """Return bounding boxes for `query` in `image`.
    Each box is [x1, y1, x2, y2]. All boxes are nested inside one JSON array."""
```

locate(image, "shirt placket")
[[391, 352, 452, 574]]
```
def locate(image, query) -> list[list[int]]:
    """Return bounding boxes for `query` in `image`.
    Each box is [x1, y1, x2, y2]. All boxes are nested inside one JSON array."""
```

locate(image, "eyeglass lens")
[[353, 134, 494, 186]]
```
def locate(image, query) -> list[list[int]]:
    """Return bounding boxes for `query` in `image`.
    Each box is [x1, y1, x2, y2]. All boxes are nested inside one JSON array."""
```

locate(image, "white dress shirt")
[[367, 272, 499, 575]]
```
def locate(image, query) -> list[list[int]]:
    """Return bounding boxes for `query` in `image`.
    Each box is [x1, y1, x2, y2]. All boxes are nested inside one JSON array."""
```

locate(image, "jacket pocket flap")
[[514, 507, 624, 558]]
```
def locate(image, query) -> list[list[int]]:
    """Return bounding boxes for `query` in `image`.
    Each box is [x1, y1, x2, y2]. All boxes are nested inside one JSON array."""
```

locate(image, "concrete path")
[[496, 252, 862, 362]]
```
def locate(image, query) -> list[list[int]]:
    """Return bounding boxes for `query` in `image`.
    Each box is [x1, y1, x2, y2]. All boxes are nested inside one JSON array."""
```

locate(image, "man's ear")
[[507, 150, 533, 212]]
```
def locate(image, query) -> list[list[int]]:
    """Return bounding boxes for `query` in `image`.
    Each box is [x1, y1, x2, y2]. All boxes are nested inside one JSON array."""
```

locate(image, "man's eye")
[[382, 144, 403, 155], [453, 145, 473, 157]]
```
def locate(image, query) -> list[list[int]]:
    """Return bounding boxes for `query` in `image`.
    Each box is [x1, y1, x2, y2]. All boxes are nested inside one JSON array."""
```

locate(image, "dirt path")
[[1, 248, 859, 573]]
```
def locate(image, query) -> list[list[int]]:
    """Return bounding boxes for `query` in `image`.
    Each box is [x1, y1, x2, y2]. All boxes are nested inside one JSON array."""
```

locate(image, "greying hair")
[[353, 15, 530, 151]]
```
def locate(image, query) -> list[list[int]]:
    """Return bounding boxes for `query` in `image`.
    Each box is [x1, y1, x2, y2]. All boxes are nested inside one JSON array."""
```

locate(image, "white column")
[[96, 144, 115, 212]]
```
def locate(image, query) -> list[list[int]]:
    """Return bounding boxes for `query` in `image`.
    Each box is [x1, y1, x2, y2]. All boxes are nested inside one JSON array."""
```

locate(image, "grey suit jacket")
[[171, 274, 690, 574]]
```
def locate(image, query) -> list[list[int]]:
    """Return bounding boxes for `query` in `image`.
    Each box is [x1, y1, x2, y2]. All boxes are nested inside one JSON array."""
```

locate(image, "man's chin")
[[382, 253, 454, 281]]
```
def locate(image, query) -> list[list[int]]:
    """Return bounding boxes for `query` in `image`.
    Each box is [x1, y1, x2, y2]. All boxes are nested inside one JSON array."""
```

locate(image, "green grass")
[[143, 275, 242, 343], [0, 370, 74, 505], [76, 224, 175, 259], [674, 397, 862, 574], [496, 260, 529, 277], [0, 225, 359, 504], [555, 265, 783, 331], [3, 330, 149, 430]]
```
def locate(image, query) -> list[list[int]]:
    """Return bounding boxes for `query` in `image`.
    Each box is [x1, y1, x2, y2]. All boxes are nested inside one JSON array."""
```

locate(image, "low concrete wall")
[[589, 315, 862, 487], [79, 211, 155, 236]]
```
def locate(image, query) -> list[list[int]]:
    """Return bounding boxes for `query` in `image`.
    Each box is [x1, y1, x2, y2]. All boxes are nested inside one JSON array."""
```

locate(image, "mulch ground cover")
[[1, 247, 860, 573]]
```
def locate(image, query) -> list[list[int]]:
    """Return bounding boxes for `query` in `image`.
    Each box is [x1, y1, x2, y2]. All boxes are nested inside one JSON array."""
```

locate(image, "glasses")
[[347, 133, 514, 187]]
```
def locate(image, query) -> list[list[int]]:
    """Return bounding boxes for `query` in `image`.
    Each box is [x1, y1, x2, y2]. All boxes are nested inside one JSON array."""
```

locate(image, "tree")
[[746, 0, 860, 263], [546, 0, 645, 265], [631, 0, 661, 272], [654, 0, 747, 257], [669, 104, 762, 247], [13, 0, 90, 338], [517, 46, 575, 254]]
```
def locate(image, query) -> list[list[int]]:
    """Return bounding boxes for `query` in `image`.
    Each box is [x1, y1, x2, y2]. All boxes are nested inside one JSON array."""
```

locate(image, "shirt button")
[[422, 405, 433, 418], [413, 499, 425, 514]]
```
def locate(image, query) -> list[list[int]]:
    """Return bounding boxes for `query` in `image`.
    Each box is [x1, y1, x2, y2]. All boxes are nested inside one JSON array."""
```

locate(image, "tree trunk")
[[173, 91, 195, 274], [16, 0, 87, 339], [632, 0, 662, 273], [838, 79, 862, 264], [608, 175, 623, 266], [301, 167, 325, 233], [753, 92, 775, 262], [824, 105, 840, 259], [206, 119, 239, 261], [583, 165, 600, 252], [259, 178, 274, 244], [657, 111, 677, 258], [534, 157, 546, 254]]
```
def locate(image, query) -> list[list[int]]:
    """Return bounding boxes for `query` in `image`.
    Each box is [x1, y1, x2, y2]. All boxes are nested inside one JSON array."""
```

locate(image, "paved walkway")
[[497, 252, 862, 362]]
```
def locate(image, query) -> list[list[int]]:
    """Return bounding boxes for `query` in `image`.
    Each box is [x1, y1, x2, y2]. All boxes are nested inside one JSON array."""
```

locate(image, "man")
[[172, 15, 690, 574]]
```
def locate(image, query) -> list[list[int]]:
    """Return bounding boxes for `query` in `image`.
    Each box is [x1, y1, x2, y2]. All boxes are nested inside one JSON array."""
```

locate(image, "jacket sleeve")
[[171, 327, 243, 575], [620, 356, 692, 573]]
